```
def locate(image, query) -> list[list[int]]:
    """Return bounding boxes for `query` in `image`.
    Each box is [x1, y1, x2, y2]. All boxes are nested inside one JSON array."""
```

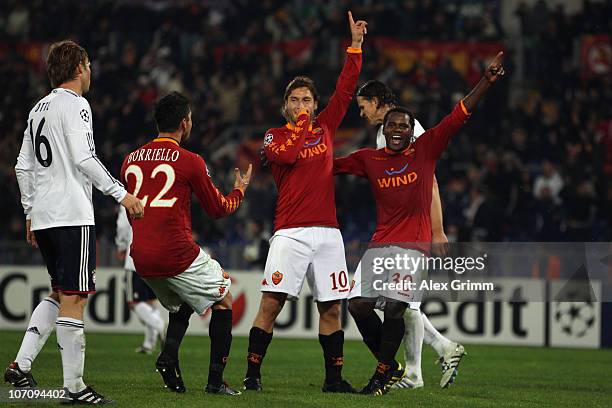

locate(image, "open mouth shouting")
[[390, 134, 404, 146]]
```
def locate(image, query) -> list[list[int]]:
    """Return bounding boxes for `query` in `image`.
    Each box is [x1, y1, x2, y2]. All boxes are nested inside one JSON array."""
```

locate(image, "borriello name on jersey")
[[127, 148, 180, 164]]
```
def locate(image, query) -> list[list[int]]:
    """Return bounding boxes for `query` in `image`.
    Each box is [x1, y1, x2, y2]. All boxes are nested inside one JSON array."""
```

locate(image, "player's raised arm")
[[264, 111, 310, 165], [462, 51, 505, 112], [316, 11, 366, 131], [348, 10, 367, 49], [191, 156, 250, 219], [416, 51, 506, 160]]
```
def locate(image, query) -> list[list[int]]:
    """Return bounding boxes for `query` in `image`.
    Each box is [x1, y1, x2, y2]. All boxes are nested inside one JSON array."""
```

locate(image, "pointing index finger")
[[493, 51, 504, 65], [348, 10, 355, 26]]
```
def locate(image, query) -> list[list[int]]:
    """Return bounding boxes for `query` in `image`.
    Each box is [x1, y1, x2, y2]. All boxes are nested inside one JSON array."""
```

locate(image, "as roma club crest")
[[272, 271, 283, 285]]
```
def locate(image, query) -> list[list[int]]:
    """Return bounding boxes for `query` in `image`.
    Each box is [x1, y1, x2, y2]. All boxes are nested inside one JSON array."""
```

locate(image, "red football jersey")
[[334, 102, 470, 247], [120, 138, 243, 278], [264, 50, 362, 232]]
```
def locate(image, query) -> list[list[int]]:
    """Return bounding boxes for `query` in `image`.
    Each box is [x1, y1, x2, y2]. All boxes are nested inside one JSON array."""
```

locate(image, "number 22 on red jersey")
[[123, 163, 177, 208]]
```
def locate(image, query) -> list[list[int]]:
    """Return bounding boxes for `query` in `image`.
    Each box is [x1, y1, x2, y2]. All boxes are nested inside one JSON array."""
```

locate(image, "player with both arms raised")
[[356, 80, 466, 389], [334, 52, 505, 395], [243, 11, 367, 393]]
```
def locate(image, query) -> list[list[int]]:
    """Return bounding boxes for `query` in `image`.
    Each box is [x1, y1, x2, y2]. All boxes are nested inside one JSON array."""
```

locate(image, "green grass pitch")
[[1, 331, 611, 407]]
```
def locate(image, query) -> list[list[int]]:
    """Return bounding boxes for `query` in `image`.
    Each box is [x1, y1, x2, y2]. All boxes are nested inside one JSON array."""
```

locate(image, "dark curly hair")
[[356, 80, 397, 108], [154, 92, 190, 133]]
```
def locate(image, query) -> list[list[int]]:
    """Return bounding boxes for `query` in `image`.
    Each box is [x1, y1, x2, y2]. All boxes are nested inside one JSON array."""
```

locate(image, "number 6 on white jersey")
[[124, 163, 177, 208]]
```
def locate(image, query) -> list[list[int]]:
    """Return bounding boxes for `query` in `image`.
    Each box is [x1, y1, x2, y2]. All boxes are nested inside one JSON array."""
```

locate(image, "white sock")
[[15, 297, 59, 372], [133, 302, 165, 332], [152, 307, 166, 343], [422, 312, 452, 357], [143, 325, 156, 349], [402, 308, 424, 384], [133, 303, 164, 348], [56, 318, 86, 393]]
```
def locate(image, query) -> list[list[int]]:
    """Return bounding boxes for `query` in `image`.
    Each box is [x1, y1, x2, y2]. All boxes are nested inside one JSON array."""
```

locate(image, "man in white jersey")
[[115, 206, 165, 354], [355, 80, 466, 389], [7, 40, 143, 405]]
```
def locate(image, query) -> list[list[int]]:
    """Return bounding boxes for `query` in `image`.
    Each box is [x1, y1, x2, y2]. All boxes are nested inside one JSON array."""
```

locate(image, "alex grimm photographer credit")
[[1, 1, 611, 407]]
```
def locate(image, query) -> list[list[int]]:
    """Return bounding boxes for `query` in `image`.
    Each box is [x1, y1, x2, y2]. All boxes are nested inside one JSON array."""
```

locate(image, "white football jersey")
[[15, 88, 127, 231], [376, 118, 426, 149], [115, 206, 135, 271]]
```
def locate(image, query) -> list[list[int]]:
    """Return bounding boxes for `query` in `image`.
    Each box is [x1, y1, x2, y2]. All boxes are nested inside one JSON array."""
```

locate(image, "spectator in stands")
[[534, 160, 564, 204]]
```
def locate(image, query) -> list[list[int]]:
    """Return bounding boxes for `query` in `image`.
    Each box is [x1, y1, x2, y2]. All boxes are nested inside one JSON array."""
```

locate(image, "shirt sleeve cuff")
[[346, 47, 362, 54], [460, 99, 471, 116], [115, 189, 128, 204], [233, 188, 244, 200]]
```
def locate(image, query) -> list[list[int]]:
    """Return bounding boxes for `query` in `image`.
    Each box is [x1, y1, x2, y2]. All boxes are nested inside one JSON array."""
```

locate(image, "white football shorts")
[[348, 246, 425, 311], [262, 227, 349, 302], [145, 248, 231, 315]]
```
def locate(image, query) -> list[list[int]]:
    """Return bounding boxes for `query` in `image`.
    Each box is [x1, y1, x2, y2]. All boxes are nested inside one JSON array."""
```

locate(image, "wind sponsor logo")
[[377, 163, 417, 188], [298, 136, 328, 159]]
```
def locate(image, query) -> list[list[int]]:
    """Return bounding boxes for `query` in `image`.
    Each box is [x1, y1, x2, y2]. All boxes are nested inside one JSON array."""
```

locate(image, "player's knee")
[[348, 298, 373, 320], [259, 293, 285, 320], [59, 293, 88, 308], [260, 301, 283, 319], [171, 302, 193, 323], [58, 294, 88, 319], [317, 301, 341, 322], [212, 292, 233, 311], [384, 302, 407, 320]]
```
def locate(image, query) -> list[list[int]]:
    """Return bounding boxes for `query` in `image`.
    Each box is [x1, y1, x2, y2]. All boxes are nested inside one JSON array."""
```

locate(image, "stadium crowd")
[[1, 0, 611, 268]]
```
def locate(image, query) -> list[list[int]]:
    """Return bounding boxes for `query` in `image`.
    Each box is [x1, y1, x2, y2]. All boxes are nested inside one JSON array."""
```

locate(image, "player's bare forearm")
[[431, 177, 444, 236], [462, 51, 505, 113], [430, 178, 449, 257], [462, 77, 493, 113]]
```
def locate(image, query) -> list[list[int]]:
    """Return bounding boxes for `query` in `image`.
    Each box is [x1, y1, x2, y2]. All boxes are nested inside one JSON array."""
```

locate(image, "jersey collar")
[[56, 88, 81, 98], [153, 137, 180, 146], [384, 144, 415, 156], [285, 122, 313, 132]]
